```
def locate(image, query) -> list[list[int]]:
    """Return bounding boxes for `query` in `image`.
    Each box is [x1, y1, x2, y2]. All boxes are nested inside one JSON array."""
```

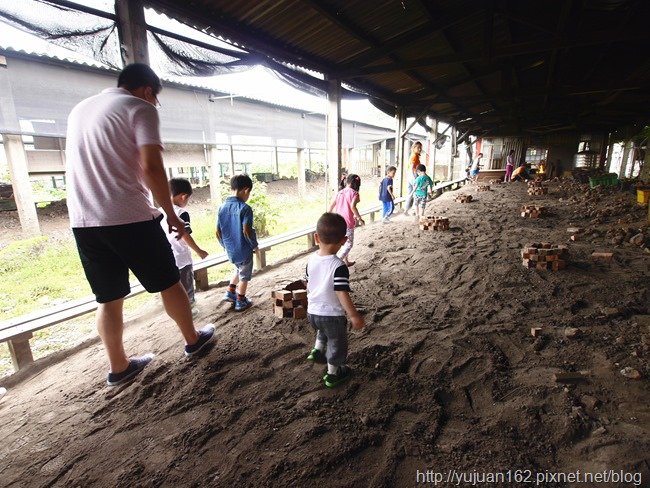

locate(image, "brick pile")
[[527, 181, 548, 196], [419, 216, 450, 231], [521, 243, 569, 271], [272, 289, 307, 318], [454, 194, 473, 203], [520, 205, 545, 218], [477, 185, 491, 192]]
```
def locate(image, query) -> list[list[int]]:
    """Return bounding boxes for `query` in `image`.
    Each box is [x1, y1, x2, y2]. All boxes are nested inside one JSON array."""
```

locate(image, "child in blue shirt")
[[378, 165, 397, 223], [216, 174, 258, 312]]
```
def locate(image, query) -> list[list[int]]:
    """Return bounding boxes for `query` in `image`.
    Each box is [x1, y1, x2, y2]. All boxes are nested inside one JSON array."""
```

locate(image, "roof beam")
[[340, 32, 648, 78], [334, 9, 484, 71], [303, 0, 483, 123], [542, 0, 578, 110]]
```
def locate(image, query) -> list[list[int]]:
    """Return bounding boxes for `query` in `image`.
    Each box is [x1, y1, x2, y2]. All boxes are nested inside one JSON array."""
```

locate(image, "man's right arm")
[[139, 144, 185, 240]]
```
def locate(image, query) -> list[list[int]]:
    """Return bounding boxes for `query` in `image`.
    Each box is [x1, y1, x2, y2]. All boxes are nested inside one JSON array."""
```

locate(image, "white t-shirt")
[[305, 253, 350, 316], [66, 87, 163, 227], [160, 204, 192, 268]]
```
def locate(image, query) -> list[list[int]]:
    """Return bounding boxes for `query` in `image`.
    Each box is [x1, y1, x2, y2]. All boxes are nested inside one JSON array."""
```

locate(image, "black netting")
[[0, 0, 121, 68], [0, 1, 383, 109], [148, 31, 254, 77]]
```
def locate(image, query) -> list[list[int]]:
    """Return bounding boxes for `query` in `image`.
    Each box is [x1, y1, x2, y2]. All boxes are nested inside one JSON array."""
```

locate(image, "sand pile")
[[1, 179, 648, 487]]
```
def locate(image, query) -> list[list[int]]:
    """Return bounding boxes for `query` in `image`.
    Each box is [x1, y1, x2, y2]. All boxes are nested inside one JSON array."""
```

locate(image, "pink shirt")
[[66, 87, 162, 227], [334, 187, 359, 229]]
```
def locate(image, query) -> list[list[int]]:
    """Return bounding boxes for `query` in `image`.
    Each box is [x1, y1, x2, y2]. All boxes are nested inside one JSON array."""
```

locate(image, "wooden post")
[[115, 0, 149, 65], [3, 134, 40, 236], [254, 248, 267, 271], [274, 145, 280, 176], [326, 78, 342, 200], [208, 146, 222, 205], [8, 333, 34, 371], [194, 268, 209, 291], [297, 147, 306, 198], [307, 232, 316, 249]]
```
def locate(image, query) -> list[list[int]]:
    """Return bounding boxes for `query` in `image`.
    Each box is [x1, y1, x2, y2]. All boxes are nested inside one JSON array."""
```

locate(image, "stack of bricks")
[[419, 216, 450, 231], [527, 181, 548, 196], [520, 205, 545, 218], [477, 185, 491, 192], [454, 194, 473, 203], [272, 289, 307, 319], [521, 243, 569, 271]]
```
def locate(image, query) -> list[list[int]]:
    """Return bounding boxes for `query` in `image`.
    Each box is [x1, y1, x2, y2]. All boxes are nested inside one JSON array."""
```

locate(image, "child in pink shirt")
[[329, 174, 364, 266]]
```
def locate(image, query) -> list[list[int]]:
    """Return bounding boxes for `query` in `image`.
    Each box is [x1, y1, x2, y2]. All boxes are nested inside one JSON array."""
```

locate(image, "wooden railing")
[[0, 177, 466, 373]]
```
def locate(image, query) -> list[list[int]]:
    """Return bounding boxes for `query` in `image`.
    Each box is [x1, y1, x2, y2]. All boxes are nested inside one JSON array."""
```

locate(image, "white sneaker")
[[191, 307, 199, 318]]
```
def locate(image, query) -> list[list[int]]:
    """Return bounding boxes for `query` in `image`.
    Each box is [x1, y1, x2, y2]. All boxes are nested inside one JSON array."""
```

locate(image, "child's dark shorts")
[[73, 215, 180, 303]]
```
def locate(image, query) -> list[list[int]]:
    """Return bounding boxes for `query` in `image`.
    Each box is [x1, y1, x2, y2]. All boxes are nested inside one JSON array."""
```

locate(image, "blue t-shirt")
[[378, 176, 394, 202], [414, 174, 434, 198], [217, 196, 258, 264]]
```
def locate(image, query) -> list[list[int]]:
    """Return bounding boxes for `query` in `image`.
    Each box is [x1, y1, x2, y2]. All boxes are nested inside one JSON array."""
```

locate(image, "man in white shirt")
[[66, 64, 214, 386]]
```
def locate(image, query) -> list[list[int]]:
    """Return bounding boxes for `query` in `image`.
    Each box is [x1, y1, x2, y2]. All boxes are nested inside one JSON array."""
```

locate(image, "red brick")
[[292, 290, 307, 300], [293, 306, 306, 319], [273, 290, 293, 301]]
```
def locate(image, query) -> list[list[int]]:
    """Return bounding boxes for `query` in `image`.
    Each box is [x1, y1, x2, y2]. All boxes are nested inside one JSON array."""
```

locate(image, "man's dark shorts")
[[73, 216, 180, 303]]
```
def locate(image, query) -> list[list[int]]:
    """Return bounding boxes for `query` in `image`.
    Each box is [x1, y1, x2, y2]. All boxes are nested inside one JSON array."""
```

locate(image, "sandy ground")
[[1, 179, 649, 488]]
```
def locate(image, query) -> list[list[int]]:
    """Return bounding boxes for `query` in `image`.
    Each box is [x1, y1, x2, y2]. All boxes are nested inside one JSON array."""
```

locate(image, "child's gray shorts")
[[308, 313, 348, 367]]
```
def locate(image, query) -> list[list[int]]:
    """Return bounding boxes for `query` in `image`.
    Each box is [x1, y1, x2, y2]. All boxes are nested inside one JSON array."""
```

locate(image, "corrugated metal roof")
[[148, 0, 650, 136]]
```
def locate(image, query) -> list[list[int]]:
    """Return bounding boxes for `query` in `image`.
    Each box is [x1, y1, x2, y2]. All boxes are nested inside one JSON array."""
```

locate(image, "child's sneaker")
[[106, 354, 154, 386], [306, 348, 326, 363], [222, 290, 237, 303], [234, 296, 253, 312], [323, 365, 352, 388], [184, 324, 216, 357], [191, 306, 199, 318]]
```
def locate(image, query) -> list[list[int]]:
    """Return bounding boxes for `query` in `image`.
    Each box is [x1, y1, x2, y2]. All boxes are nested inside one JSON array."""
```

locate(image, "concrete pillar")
[[208, 146, 222, 205], [297, 147, 306, 198], [326, 78, 342, 199], [115, 0, 149, 65], [394, 107, 407, 196], [619, 140, 631, 178], [3, 134, 40, 236], [229, 144, 235, 178], [640, 142, 650, 181], [605, 141, 615, 172], [449, 126, 457, 181], [430, 119, 438, 182]]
